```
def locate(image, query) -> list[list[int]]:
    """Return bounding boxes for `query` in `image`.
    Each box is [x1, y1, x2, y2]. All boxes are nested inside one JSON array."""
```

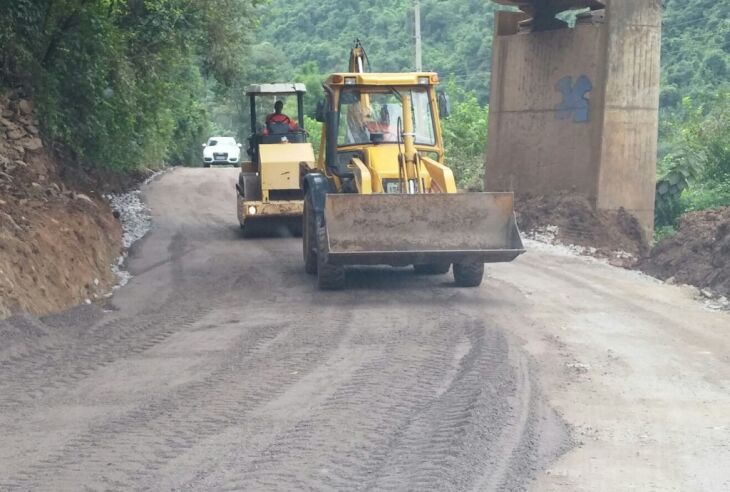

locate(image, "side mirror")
[[202, 143, 207, 148], [438, 92, 451, 119], [237, 143, 242, 148], [315, 100, 326, 123]]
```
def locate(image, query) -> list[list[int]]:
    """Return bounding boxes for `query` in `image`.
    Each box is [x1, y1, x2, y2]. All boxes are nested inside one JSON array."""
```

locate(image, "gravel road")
[[1, 168, 728, 491]]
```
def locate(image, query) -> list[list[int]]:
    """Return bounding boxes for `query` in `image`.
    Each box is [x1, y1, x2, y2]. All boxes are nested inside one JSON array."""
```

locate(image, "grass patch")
[[653, 225, 677, 244], [681, 180, 730, 212]]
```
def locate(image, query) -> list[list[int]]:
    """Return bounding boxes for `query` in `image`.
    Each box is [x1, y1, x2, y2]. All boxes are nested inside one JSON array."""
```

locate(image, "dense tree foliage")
[[261, 0, 730, 109], [660, 0, 730, 108], [656, 93, 730, 226], [655, 0, 730, 226], [0, 0, 261, 170], [441, 82, 489, 191], [260, 0, 499, 103]]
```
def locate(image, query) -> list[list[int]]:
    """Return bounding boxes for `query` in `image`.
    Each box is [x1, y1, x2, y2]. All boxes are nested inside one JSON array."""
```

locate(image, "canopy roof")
[[245, 83, 307, 95]]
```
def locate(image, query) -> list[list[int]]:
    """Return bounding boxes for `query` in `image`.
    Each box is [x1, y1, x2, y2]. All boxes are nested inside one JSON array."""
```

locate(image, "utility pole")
[[414, 0, 422, 71]]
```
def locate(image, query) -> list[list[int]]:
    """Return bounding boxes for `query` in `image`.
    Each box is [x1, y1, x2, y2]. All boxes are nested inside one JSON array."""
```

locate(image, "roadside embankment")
[[515, 193, 729, 305], [641, 206, 730, 299], [515, 192, 648, 265], [0, 92, 122, 318]]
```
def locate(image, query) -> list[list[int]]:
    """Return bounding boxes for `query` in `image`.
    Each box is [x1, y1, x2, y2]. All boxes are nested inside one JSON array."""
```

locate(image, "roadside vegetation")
[[0, 0, 262, 171], [655, 93, 730, 236]]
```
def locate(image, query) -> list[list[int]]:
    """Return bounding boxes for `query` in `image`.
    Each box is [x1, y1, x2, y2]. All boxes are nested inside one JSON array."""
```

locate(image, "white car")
[[202, 136, 242, 167]]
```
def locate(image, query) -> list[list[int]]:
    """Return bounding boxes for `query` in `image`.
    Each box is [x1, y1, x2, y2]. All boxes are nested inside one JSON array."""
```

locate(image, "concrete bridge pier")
[[485, 0, 662, 240]]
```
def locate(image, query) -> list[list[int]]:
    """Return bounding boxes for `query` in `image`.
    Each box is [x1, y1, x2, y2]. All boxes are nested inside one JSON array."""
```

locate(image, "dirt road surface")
[[1, 168, 728, 491]]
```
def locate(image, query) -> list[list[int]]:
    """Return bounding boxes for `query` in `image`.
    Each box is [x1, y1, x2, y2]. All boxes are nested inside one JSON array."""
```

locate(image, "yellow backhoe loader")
[[236, 83, 316, 237], [301, 45, 525, 290]]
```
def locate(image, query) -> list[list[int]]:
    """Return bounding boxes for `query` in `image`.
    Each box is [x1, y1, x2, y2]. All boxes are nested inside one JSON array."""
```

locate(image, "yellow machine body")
[[304, 64, 525, 288], [237, 83, 316, 235], [238, 143, 315, 222], [259, 143, 314, 193]]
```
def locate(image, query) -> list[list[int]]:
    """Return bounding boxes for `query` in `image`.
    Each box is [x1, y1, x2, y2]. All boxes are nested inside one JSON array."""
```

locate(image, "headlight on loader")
[[248, 205, 257, 215]]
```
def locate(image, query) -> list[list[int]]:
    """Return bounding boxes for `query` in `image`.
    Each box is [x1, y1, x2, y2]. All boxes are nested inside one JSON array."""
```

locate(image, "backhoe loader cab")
[[302, 72, 525, 290], [316, 73, 450, 192], [236, 83, 316, 236]]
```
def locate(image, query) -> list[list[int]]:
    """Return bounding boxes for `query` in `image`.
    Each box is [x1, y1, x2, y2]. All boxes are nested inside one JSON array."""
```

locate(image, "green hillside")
[[661, 0, 730, 107], [259, 0, 501, 102], [259, 0, 730, 108]]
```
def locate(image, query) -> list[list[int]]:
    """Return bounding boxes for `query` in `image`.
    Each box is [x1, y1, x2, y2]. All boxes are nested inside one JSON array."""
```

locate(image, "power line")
[[415, 1, 423, 71]]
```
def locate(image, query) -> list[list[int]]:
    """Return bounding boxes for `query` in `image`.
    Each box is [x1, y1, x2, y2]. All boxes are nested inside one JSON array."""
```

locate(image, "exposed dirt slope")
[[516, 193, 648, 260], [641, 206, 730, 298], [0, 92, 121, 318]]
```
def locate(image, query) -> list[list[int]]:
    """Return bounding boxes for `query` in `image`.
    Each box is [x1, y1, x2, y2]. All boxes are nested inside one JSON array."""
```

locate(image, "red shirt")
[[266, 113, 298, 130]]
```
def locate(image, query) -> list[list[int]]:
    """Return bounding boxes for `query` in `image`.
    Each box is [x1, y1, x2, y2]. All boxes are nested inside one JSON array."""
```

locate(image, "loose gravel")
[[105, 173, 159, 288]]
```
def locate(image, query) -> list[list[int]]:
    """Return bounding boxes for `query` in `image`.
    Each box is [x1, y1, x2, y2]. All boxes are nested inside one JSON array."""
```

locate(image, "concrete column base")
[[485, 0, 662, 241]]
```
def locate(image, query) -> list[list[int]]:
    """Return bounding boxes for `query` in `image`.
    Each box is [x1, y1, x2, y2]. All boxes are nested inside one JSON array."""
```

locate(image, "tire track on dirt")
[[2, 302, 353, 490], [0, 169, 571, 491], [0, 280, 225, 411], [167, 300, 455, 490], [0, 223, 244, 410], [184, 302, 543, 492]]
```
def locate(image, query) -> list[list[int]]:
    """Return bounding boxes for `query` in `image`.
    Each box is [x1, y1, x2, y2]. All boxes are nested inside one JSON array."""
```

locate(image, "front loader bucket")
[[322, 193, 525, 266]]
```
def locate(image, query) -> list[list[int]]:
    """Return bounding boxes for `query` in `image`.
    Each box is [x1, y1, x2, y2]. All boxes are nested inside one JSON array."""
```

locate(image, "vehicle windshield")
[[207, 137, 236, 147], [337, 88, 436, 147], [249, 95, 299, 134]]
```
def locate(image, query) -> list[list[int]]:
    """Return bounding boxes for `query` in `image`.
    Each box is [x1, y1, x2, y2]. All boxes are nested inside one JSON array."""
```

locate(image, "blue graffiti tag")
[[555, 75, 593, 123]]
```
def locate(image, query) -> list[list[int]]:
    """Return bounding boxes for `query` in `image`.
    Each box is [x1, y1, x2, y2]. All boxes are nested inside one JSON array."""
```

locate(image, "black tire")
[[453, 261, 484, 287], [203, 163, 211, 168], [413, 263, 451, 275], [303, 191, 317, 274], [240, 219, 257, 238], [289, 220, 303, 238], [317, 227, 345, 290]]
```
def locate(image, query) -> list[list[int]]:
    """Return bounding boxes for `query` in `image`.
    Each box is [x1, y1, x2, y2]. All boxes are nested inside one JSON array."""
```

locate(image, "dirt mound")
[[516, 193, 648, 261], [641, 207, 730, 298], [0, 90, 122, 318]]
